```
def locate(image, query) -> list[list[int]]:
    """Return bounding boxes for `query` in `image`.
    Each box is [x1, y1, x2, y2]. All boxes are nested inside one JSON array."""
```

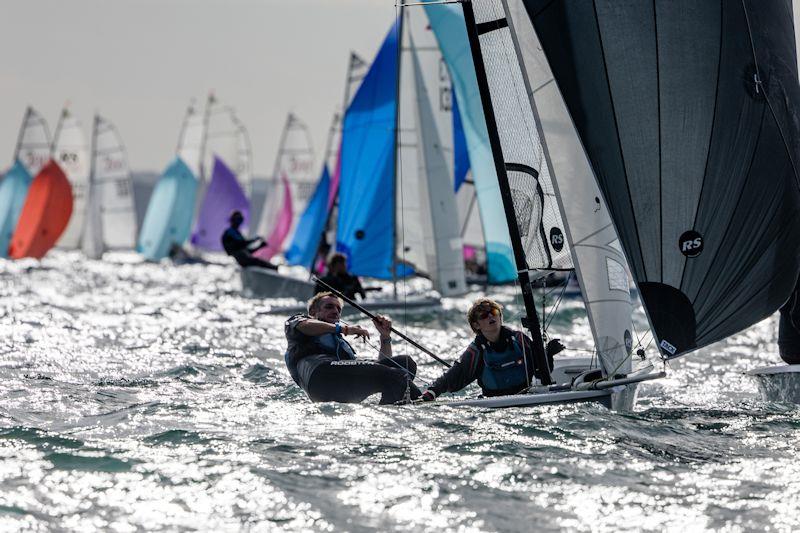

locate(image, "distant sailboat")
[[52, 108, 90, 250], [0, 107, 51, 257], [9, 161, 73, 259], [81, 114, 138, 259], [191, 96, 253, 251], [138, 99, 203, 261]]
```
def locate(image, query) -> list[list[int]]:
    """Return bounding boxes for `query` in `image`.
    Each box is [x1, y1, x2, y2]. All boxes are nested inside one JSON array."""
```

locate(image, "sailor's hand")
[[546, 338, 565, 357], [420, 390, 436, 402], [372, 315, 392, 339], [346, 325, 370, 339]]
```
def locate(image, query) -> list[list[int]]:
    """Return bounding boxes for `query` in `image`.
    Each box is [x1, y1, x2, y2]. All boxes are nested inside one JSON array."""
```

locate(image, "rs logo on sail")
[[678, 230, 703, 258]]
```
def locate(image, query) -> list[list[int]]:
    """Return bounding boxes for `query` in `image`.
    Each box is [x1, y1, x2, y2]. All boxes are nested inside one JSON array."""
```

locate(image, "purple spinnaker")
[[191, 156, 250, 251]]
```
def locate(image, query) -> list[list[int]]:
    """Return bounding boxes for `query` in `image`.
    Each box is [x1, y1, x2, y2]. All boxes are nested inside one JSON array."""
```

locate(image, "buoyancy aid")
[[478, 332, 529, 394]]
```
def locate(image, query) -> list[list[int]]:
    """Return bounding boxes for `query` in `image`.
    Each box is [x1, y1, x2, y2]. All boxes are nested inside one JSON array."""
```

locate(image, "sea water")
[[0, 251, 798, 532]]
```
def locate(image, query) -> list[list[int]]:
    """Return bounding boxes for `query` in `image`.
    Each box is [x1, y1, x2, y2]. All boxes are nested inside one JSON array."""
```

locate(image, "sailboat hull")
[[240, 267, 316, 300], [746, 365, 800, 404]]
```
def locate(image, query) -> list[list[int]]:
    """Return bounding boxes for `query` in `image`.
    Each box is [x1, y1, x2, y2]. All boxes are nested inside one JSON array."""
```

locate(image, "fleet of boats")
[[3, 0, 800, 408]]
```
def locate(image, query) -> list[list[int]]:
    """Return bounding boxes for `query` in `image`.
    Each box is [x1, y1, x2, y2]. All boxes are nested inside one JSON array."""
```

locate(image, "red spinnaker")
[[9, 160, 73, 259]]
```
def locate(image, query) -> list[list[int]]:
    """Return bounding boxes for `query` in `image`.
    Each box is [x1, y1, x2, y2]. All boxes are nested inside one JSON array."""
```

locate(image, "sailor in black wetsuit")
[[314, 253, 366, 300], [221, 210, 277, 270], [284, 292, 422, 404], [419, 298, 562, 401], [778, 278, 800, 364]]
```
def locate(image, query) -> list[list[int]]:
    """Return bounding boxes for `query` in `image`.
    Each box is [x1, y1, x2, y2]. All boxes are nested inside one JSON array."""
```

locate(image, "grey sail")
[[524, 0, 800, 358]]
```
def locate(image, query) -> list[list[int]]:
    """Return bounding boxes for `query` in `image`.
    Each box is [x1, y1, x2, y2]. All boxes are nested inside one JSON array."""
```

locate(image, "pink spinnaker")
[[254, 174, 293, 261]]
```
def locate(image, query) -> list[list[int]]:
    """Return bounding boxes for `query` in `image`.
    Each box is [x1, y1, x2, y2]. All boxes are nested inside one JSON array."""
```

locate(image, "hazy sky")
[[0, 0, 396, 176]]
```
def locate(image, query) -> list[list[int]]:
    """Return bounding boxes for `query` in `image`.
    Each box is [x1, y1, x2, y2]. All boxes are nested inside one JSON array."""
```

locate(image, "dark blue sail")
[[285, 164, 331, 268], [335, 19, 402, 279]]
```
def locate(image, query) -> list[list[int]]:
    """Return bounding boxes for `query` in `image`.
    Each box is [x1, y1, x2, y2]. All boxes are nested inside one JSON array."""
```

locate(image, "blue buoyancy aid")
[[479, 333, 529, 394]]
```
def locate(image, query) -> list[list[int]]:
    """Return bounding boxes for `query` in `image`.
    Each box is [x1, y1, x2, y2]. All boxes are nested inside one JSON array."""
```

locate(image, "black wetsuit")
[[427, 326, 551, 398], [314, 272, 366, 300], [284, 314, 421, 404], [221, 227, 277, 270], [779, 281, 800, 364]]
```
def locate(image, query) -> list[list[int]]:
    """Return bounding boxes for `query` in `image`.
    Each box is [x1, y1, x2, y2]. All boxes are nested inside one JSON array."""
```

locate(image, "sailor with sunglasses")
[[420, 298, 562, 401], [284, 291, 422, 404]]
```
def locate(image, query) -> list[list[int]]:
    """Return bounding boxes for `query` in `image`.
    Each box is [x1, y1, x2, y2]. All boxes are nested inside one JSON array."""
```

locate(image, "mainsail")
[[464, 0, 634, 377], [396, 5, 466, 296], [423, 3, 516, 283], [82, 115, 137, 259], [254, 113, 315, 260], [176, 100, 210, 180], [524, 0, 800, 358], [0, 107, 52, 257], [9, 161, 73, 259], [53, 109, 90, 249]]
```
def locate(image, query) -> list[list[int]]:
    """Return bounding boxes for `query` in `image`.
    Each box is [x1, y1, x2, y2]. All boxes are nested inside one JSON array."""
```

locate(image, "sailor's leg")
[[305, 361, 410, 404], [379, 355, 421, 400]]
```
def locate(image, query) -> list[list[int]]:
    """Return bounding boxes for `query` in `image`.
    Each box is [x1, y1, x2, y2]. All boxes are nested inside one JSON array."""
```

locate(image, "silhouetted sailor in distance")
[[314, 252, 366, 300], [221, 210, 277, 270]]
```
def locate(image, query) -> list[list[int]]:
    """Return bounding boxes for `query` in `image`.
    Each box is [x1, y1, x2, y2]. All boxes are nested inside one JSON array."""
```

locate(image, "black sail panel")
[[524, 0, 800, 357]]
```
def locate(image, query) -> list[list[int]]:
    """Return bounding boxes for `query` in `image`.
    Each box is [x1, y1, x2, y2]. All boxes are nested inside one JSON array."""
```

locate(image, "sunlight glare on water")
[[1, 251, 799, 531]]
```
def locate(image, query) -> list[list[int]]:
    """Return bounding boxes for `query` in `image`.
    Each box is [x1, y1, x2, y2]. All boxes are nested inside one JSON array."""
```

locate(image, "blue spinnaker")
[[452, 89, 470, 193], [285, 164, 330, 268], [424, 3, 515, 283], [0, 160, 33, 257], [137, 157, 198, 261], [336, 19, 404, 279]]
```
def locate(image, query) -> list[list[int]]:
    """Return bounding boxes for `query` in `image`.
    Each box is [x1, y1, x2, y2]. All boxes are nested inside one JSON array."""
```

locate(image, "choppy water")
[[1, 251, 798, 532]]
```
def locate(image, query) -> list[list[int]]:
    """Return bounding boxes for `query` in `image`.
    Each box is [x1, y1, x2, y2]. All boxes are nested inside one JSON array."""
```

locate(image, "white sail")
[[14, 107, 51, 176], [396, 7, 466, 296], [256, 113, 315, 243], [204, 100, 252, 197], [53, 109, 90, 249], [81, 174, 104, 259], [89, 115, 137, 252], [176, 101, 208, 180], [502, 0, 634, 375]]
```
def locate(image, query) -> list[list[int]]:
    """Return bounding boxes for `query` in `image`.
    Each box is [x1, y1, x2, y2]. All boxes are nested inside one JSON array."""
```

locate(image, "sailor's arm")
[[295, 318, 369, 338], [421, 345, 480, 401], [373, 315, 392, 359]]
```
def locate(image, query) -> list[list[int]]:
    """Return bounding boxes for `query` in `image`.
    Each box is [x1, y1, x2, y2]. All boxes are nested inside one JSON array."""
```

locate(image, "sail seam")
[[690, 103, 767, 312]]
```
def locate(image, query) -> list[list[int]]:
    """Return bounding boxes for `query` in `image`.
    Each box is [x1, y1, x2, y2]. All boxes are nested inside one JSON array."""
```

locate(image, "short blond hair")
[[307, 292, 344, 315], [466, 298, 503, 332]]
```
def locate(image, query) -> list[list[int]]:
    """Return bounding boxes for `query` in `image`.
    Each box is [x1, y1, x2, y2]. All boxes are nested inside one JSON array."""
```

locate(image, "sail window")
[[606, 257, 628, 293]]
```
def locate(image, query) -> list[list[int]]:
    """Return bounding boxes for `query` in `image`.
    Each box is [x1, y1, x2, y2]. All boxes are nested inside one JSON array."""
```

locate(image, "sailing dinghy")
[[0, 107, 51, 257], [191, 96, 252, 252], [425, 0, 800, 409], [82, 115, 137, 259], [138, 101, 206, 261]]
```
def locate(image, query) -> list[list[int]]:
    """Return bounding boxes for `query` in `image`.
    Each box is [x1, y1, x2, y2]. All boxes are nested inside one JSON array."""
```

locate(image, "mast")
[[198, 92, 214, 182], [462, 0, 552, 384], [391, 6, 406, 299], [12, 107, 32, 161]]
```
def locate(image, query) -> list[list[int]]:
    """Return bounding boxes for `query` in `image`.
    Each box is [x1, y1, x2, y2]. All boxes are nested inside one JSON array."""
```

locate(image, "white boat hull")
[[746, 364, 800, 403], [426, 358, 658, 411]]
